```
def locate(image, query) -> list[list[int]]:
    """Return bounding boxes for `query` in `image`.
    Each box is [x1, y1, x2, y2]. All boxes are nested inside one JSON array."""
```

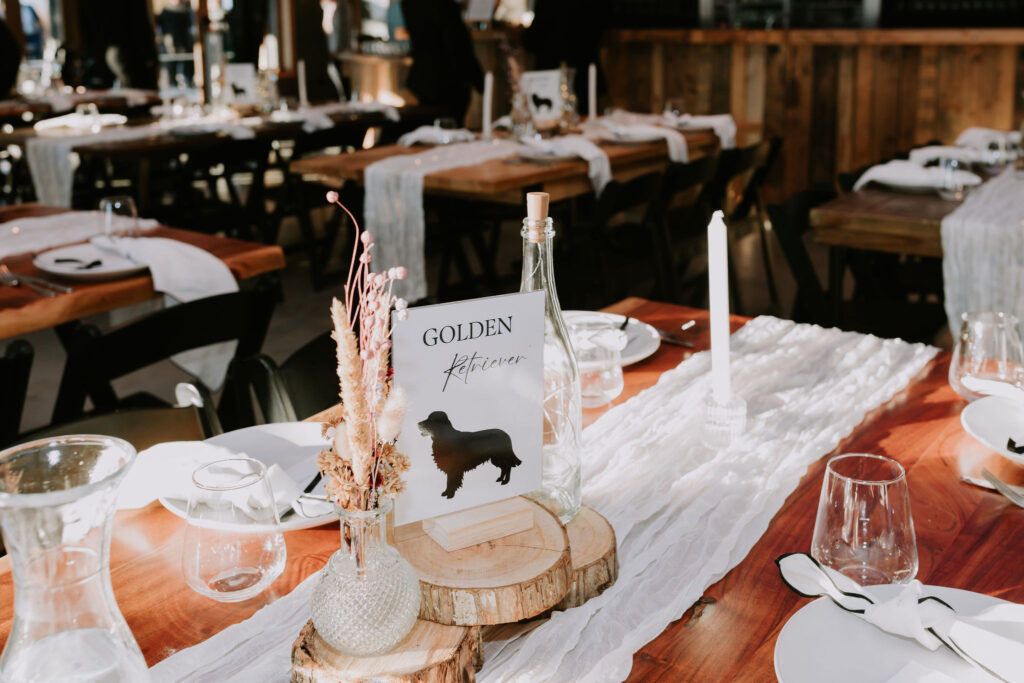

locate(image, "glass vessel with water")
[[519, 192, 583, 523], [0, 436, 149, 682]]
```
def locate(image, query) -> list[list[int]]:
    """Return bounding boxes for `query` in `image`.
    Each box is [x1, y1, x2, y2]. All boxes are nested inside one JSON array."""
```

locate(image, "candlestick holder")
[[701, 391, 747, 448]]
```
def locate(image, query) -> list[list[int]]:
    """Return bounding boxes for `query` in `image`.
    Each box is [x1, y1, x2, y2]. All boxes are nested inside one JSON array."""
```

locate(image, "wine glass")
[[98, 196, 140, 238], [433, 117, 458, 144], [810, 453, 917, 586], [182, 458, 287, 602], [663, 97, 687, 120], [937, 157, 968, 201], [949, 311, 1024, 402]]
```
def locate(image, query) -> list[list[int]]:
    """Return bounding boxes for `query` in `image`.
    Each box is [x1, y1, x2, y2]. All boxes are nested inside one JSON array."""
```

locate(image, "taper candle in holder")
[[702, 210, 746, 448], [587, 63, 597, 119], [297, 59, 309, 109], [482, 71, 494, 139]]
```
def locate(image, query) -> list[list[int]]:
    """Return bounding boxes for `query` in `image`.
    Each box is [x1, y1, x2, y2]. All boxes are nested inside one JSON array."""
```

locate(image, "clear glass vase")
[[310, 498, 420, 657], [520, 214, 583, 524], [0, 436, 149, 682]]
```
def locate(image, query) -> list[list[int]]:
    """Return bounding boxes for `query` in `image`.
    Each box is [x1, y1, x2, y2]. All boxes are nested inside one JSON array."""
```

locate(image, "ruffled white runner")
[[364, 139, 520, 301], [941, 169, 1024, 334], [150, 316, 936, 682]]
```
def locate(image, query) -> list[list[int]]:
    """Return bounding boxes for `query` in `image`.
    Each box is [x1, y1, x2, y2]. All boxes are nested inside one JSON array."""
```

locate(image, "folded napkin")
[[663, 112, 737, 149], [398, 125, 477, 147], [33, 112, 127, 132], [588, 113, 689, 163], [161, 118, 257, 140], [853, 159, 982, 192], [91, 235, 239, 389], [778, 553, 1024, 683], [956, 127, 1023, 151], [521, 134, 612, 194], [0, 211, 157, 261], [908, 146, 988, 166]]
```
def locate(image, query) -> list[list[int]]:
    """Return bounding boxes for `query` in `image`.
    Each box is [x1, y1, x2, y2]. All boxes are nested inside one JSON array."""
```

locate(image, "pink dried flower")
[[359, 253, 371, 264], [395, 298, 408, 311], [360, 232, 373, 245], [394, 266, 408, 280], [326, 191, 339, 203]]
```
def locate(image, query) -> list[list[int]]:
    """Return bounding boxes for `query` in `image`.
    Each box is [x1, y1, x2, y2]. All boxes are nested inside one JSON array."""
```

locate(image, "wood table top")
[[0, 297, 1019, 679], [0, 204, 286, 340], [809, 187, 961, 258], [290, 130, 721, 204]]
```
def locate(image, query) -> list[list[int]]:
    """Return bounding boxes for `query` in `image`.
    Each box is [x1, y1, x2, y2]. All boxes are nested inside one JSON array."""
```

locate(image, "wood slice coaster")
[[557, 505, 618, 610], [291, 619, 480, 683], [395, 497, 572, 626]]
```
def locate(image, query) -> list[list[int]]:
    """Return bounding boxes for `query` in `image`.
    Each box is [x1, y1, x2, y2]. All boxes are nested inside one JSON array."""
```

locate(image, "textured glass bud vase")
[[310, 498, 420, 657], [520, 191, 583, 524]]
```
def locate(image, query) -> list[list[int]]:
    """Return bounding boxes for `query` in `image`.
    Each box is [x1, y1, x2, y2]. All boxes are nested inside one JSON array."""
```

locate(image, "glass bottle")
[[520, 191, 582, 524], [310, 498, 420, 657], [0, 436, 149, 682]]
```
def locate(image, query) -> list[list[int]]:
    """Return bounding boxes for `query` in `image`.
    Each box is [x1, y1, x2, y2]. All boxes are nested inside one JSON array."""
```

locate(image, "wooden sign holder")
[[420, 497, 536, 552]]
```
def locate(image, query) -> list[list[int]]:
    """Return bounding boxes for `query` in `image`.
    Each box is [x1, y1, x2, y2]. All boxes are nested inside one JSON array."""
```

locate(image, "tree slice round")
[[291, 619, 480, 683], [395, 497, 572, 626], [557, 505, 618, 610]]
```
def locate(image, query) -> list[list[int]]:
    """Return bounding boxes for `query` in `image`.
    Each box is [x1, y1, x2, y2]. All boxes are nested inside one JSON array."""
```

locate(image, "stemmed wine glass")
[[98, 196, 140, 239]]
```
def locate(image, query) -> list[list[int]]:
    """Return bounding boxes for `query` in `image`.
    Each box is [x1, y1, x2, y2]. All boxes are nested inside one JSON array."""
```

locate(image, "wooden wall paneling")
[[897, 46, 920, 151], [742, 43, 767, 147], [872, 45, 903, 161], [915, 46, 939, 146], [650, 44, 665, 115], [661, 43, 691, 110], [761, 44, 788, 200], [1016, 46, 1024, 130], [835, 46, 856, 174], [936, 47, 965, 144], [852, 45, 875, 169], [962, 46, 987, 132], [993, 45, 1018, 130], [695, 45, 713, 114], [730, 42, 746, 141], [783, 43, 814, 197], [809, 46, 839, 187], [709, 44, 731, 115]]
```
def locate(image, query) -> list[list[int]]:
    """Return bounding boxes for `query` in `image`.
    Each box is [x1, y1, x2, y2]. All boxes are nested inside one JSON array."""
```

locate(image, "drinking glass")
[[569, 315, 628, 408], [949, 311, 1024, 402], [937, 157, 968, 201], [663, 97, 687, 119], [98, 196, 140, 238], [810, 453, 917, 586], [434, 117, 458, 144], [75, 103, 102, 133], [182, 458, 287, 602]]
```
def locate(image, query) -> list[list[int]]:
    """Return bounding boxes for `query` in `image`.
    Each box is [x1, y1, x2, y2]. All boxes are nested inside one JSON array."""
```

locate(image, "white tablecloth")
[[150, 316, 937, 683], [941, 168, 1024, 334]]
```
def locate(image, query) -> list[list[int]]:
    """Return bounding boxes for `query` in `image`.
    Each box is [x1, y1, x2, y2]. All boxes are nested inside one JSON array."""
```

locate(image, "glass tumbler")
[[182, 458, 287, 602], [810, 453, 918, 586], [938, 157, 968, 201], [949, 311, 1024, 402], [569, 315, 628, 408], [98, 196, 140, 238]]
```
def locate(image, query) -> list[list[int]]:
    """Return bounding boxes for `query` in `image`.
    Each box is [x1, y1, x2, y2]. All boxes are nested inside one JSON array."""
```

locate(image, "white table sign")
[[519, 69, 562, 125], [223, 63, 258, 103], [391, 291, 545, 526]]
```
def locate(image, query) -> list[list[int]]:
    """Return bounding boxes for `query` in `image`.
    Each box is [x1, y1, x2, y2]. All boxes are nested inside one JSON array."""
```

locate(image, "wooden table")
[[0, 204, 286, 340], [290, 130, 720, 204], [0, 297, 1020, 679]]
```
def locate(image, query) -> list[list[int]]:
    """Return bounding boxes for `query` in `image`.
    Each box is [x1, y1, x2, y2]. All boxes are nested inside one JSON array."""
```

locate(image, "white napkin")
[[908, 146, 988, 166], [521, 134, 611, 194], [91, 235, 239, 390], [398, 125, 476, 147], [162, 119, 257, 140], [0, 211, 157, 260], [590, 114, 689, 162], [778, 553, 1024, 683], [853, 159, 982, 191], [664, 112, 737, 149], [956, 127, 1023, 151], [34, 112, 127, 132], [493, 114, 512, 130]]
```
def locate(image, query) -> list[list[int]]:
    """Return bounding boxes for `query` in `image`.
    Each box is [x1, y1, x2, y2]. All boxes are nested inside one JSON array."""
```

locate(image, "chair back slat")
[[0, 341, 33, 447]]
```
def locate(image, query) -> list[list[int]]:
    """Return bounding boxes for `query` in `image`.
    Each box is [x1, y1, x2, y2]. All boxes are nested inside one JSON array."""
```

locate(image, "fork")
[[0, 265, 56, 298], [981, 468, 1024, 508]]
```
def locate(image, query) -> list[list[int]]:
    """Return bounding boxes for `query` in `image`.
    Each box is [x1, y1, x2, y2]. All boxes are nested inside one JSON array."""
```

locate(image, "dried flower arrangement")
[[318, 191, 411, 512]]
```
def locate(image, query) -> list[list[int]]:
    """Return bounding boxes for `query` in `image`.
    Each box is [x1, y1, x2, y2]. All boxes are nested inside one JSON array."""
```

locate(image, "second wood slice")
[[558, 505, 618, 610], [395, 497, 572, 626]]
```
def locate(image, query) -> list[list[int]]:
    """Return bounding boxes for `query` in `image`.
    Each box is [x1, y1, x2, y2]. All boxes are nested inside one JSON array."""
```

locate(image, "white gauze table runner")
[[941, 169, 1024, 334], [363, 139, 520, 301], [151, 317, 936, 682]]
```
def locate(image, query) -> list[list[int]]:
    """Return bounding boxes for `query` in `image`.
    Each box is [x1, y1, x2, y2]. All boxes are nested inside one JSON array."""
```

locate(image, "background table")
[[0, 297, 1019, 680]]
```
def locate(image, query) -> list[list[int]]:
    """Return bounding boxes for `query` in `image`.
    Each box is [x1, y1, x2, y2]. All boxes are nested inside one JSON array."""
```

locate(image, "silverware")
[[618, 315, 631, 331], [657, 330, 695, 349], [980, 469, 1024, 508], [280, 474, 325, 521], [0, 265, 57, 298], [680, 320, 696, 332], [0, 265, 73, 294], [14, 270, 73, 294]]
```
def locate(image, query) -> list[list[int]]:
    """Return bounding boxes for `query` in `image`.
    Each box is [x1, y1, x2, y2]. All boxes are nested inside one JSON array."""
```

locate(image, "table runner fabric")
[[150, 316, 937, 682], [521, 135, 612, 195], [0, 211, 158, 260], [941, 169, 1024, 334], [363, 139, 520, 301]]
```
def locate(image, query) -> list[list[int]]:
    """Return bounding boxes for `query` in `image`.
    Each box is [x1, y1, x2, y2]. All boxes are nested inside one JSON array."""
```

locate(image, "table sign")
[[391, 291, 545, 527], [223, 63, 257, 103], [520, 69, 562, 126]]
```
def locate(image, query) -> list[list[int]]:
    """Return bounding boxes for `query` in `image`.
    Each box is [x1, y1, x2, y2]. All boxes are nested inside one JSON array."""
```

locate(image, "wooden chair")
[[0, 341, 33, 448], [52, 288, 276, 429]]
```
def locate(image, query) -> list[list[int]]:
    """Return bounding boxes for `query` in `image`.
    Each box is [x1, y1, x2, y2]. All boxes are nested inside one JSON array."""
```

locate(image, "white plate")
[[517, 148, 578, 164], [599, 131, 663, 145], [34, 243, 148, 282], [775, 585, 1011, 683], [158, 422, 336, 533], [563, 311, 660, 366], [961, 395, 1024, 466]]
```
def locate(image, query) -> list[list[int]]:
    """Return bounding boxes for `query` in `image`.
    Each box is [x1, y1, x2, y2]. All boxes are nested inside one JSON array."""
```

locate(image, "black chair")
[[231, 331, 339, 423], [768, 190, 946, 343], [0, 341, 33, 447], [52, 288, 276, 429]]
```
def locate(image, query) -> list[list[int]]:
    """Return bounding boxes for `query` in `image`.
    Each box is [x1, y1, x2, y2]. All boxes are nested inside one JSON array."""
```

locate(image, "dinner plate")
[[563, 311, 660, 366], [775, 584, 1010, 683], [961, 395, 1024, 466], [599, 131, 663, 145], [34, 243, 148, 282], [158, 422, 335, 533], [517, 148, 578, 164]]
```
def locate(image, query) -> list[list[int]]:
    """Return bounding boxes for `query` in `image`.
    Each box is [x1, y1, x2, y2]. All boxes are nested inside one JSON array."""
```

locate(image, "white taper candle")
[[587, 63, 597, 119], [707, 210, 731, 401], [297, 59, 308, 108], [482, 71, 494, 138]]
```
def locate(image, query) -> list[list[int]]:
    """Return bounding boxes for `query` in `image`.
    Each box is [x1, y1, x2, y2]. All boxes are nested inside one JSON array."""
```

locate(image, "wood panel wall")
[[601, 29, 1024, 199]]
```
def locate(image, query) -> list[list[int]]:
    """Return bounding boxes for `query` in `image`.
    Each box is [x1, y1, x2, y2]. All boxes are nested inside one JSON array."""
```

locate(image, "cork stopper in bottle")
[[526, 192, 550, 243]]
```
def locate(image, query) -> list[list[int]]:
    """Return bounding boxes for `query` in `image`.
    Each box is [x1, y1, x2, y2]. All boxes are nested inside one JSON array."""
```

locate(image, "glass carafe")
[[0, 436, 149, 682], [520, 214, 583, 523]]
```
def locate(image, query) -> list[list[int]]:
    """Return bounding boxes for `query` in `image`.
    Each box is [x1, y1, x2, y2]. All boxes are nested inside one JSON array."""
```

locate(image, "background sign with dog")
[[518, 69, 563, 128], [391, 291, 545, 526]]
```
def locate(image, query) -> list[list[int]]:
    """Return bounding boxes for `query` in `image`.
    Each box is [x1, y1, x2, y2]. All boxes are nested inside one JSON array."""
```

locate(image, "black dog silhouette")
[[231, 83, 247, 97], [418, 411, 521, 499], [531, 93, 553, 112]]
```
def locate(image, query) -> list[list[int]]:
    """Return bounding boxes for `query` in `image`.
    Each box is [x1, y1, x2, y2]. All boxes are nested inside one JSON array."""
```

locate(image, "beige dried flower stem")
[[330, 298, 374, 501]]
